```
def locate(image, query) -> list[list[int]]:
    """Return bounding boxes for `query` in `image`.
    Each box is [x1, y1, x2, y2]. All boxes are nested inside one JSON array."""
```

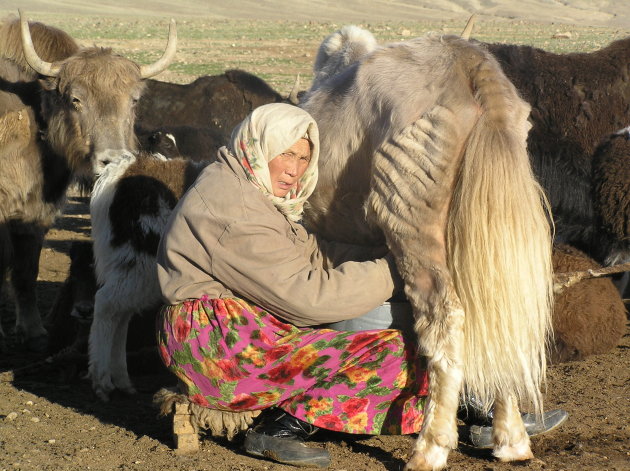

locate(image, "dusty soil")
[[1, 2, 630, 470]]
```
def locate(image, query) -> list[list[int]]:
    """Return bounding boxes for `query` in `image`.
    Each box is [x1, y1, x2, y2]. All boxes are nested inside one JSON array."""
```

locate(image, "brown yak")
[[0, 10, 176, 351]]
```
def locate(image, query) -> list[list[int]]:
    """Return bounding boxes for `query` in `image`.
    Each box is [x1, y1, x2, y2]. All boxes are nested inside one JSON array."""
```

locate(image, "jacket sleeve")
[[210, 218, 400, 327]]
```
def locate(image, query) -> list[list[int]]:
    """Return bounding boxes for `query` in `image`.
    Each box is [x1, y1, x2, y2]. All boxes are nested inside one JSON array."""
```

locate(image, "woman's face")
[[268, 138, 312, 197]]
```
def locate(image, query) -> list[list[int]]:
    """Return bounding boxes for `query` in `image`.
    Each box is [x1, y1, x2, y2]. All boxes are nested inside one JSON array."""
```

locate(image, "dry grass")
[[12, 13, 630, 100]]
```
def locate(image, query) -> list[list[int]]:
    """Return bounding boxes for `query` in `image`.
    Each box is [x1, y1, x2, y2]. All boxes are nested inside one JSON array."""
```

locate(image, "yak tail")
[[447, 55, 554, 415]]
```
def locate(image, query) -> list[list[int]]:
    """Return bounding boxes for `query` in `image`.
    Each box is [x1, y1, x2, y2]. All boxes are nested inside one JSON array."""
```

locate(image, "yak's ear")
[[38, 77, 58, 91]]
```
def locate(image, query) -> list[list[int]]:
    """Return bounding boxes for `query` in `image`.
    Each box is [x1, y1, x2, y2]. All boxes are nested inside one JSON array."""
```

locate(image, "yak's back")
[[0, 16, 78, 77], [487, 38, 630, 164]]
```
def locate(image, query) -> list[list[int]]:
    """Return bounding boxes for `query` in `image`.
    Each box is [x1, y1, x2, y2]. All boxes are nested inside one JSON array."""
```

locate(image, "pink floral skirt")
[[156, 296, 428, 434]]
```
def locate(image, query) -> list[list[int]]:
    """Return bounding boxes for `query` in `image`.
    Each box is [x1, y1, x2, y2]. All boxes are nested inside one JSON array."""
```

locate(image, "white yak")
[[300, 25, 554, 470]]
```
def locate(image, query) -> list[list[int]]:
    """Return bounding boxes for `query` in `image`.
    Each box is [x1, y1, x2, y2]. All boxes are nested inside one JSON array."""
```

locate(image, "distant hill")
[[4, 0, 630, 28]]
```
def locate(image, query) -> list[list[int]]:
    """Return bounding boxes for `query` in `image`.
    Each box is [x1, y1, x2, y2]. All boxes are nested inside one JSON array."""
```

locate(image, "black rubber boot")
[[243, 408, 330, 468], [457, 395, 494, 426], [459, 397, 569, 449]]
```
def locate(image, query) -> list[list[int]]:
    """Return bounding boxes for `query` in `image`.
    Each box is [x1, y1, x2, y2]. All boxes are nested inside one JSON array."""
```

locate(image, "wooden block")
[[171, 401, 200, 453], [174, 433, 200, 454], [174, 403, 189, 415], [173, 413, 196, 435]]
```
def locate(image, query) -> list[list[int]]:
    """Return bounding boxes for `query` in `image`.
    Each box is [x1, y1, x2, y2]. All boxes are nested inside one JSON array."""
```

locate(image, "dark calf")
[[45, 240, 96, 355]]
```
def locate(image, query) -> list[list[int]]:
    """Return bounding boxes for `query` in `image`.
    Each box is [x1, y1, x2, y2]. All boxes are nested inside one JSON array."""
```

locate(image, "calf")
[[89, 151, 210, 401]]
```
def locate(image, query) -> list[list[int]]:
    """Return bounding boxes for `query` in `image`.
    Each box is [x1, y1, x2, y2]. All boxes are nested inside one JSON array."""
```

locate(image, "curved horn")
[[288, 74, 301, 105], [461, 14, 477, 40], [19, 9, 61, 77], [139, 18, 177, 79]]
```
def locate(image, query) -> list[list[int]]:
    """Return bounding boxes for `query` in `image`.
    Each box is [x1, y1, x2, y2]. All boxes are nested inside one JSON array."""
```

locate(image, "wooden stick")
[[553, 261, 630, 294]]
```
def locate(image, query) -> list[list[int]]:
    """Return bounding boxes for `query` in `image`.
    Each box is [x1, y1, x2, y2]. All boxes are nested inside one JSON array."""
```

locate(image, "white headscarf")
[[228, 103, 320, 221]]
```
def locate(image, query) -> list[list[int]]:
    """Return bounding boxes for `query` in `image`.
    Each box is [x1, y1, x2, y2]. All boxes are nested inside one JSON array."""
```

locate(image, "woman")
[[155, 103, 428, 467]]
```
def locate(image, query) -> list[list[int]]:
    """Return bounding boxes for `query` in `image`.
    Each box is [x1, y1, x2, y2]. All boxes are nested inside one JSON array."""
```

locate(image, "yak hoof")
[[22, 333, 49, 353], [94, 386, 112, 402], [92, 378, 115, 402], [118, 384, 137, 396], [493, 438, 534, 462], [404, 443, 449, 471]]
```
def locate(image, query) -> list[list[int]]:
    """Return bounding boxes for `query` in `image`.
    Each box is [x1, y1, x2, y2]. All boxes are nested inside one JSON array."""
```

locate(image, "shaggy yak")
[[486, 39, 630, 268], [0, 11, 176, 351], [299, 25, 554, 470], [550, 244, 626, 363], [136, 69, 285, 134]]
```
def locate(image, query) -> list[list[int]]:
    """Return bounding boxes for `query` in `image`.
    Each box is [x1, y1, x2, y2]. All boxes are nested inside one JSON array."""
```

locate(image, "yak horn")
[[19, 9, 61, 77], [139, 18, 177, 79], [553, 261, 630, 294], [461, 14, 477, 40], [288, 74, 301, 105]]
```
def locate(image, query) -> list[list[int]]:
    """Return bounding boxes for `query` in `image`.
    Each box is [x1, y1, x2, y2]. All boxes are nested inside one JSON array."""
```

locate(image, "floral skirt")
[[156, 296, 428, 435]]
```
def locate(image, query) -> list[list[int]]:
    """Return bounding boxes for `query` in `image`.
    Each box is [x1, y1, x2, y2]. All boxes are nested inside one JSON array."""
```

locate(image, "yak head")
[[309, 25, 378, 94], [18, 10, 177, 180]]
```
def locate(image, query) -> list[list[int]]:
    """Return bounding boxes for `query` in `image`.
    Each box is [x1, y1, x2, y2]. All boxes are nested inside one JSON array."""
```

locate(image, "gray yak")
[[300, 26, 553, 470], [0, 11, 176, 351]]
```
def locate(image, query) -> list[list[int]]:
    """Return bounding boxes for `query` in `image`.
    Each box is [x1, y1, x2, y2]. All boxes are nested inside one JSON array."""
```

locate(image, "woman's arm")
[[211, 218, 400, 327]]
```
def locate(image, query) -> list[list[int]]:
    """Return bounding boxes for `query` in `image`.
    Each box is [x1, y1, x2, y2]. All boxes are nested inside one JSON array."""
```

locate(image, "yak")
[[134, 69, 301, 163], [299, 25, 554, 470], [486, 38, 630, 268], [135, 124, 222, 161], [0, 11, 176, 351], [136, 69, 284, 146]]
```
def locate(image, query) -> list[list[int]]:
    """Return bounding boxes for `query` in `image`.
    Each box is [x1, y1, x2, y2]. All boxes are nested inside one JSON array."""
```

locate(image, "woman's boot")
[[243, 408, 330, 468]]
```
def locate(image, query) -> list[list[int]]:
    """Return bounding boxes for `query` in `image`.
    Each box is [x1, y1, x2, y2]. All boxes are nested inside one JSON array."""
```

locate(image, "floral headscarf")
[[227, 103, 320, 222]]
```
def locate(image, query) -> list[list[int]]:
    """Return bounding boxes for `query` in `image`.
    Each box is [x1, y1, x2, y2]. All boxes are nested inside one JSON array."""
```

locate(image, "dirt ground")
[[0, 197, 629, 471]]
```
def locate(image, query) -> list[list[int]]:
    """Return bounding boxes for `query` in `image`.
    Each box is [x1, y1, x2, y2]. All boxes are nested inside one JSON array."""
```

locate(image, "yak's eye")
[[71, 96, 82, 110]]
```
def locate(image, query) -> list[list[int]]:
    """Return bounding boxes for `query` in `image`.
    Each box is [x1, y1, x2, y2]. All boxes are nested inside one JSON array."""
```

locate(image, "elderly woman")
[[155, 103, 427, 467]]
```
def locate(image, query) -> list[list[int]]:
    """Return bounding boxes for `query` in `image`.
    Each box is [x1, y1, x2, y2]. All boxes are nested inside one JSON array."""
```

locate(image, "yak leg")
[[110, 313, 136, 395], [9, 222, 48, 352], [0, 223, 11, 350], [89, 288, 125, 401], [406, 276, 464, 471], [492, 396, 533, 462], [368, 107, 474, 471]]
